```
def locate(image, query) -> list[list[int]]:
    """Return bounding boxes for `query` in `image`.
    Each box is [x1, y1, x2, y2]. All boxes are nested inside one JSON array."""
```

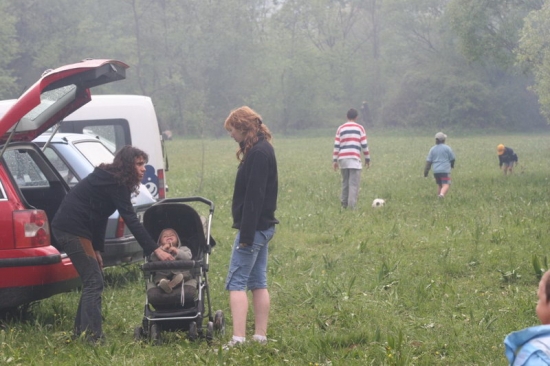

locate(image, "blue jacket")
[[505, 325, 550, 365], [426, 143, 455, 174]]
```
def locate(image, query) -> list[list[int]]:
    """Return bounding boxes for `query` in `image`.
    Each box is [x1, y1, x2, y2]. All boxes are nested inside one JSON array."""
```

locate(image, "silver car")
[[33, 133, 156, 267]]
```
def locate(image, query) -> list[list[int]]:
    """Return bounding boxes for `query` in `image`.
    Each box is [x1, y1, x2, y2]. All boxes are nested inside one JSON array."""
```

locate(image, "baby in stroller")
[[150, 228, 197, 295]]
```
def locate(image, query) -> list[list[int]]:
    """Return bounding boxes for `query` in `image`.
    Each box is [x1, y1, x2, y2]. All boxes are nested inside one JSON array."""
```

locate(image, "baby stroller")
[[134, 197, 225, 344]]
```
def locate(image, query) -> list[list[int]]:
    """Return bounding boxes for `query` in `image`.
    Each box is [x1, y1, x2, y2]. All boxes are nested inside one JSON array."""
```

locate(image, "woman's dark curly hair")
[[224, 106, 272, 162], [99, 145, 147, 194]]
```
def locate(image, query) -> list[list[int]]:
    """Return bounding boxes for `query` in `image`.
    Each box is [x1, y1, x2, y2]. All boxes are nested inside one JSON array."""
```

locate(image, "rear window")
[[3, 149, 49, 188], [42, 147, 78, 187], [73, 141, 114, 167]]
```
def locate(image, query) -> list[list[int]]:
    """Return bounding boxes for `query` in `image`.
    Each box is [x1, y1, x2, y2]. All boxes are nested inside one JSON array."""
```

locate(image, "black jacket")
[[499, 147, 518, 167], [231, 137, 279, 245], [52, 167, 158, 255]]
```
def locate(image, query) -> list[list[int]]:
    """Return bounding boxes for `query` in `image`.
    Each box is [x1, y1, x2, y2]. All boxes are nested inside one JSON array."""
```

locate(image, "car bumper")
[[0, 247, 81, 309], [103, 237, 144, 267]]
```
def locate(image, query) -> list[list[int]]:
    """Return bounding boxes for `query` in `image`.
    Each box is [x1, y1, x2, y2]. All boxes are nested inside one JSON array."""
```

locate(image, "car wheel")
[[188, 321, 198, 342], [214, 310, 225, 336]]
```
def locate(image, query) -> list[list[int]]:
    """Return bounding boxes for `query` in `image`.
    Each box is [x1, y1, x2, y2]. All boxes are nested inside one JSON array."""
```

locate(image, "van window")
[[60, 119, 130, 153]]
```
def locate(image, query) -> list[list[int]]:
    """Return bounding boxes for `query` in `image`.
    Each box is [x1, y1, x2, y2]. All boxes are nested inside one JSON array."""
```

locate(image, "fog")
[[0, 0, 548, 136]]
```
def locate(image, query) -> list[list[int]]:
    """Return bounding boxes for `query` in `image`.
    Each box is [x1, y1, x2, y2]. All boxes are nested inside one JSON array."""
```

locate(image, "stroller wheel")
[[134, 326, 144, 341], [188, 321, 198, 341], [214, 310, 226, 336], [206, 321, 214, 342], [150, 323, 161, 345]]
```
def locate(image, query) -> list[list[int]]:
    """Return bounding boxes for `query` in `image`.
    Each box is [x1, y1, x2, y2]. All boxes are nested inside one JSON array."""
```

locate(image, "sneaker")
[[252, 335, 267, 345], [222, 338, 246, 351], [169, 273, 184, 288], [438, 194, 444, 199], [158, 279, 172, 293]]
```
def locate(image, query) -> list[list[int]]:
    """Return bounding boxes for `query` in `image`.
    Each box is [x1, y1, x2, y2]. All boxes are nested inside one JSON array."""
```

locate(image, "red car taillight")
[[157, 168, 166, 199], [115, 217, 125, 238], [13, 209, 50, 248]]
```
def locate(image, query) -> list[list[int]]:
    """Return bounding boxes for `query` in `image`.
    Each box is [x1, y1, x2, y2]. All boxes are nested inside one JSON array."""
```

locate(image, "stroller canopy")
[[143, 202, 214, 258]]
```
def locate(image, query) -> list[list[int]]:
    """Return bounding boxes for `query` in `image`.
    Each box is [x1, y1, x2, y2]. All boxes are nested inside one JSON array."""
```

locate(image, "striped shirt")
[[333, 121, 370, 166]]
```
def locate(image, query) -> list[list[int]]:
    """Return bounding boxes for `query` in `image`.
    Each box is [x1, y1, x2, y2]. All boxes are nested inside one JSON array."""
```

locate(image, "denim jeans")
[[52, 228, 104, 341], [225, 226, 276, 291]]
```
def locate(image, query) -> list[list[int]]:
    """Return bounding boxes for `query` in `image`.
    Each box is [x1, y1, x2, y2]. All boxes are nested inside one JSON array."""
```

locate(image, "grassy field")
[[2, 131, 550, 365]]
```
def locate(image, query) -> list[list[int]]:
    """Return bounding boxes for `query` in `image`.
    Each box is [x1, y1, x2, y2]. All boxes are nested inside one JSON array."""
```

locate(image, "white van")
[[59, 95, 168, 199]]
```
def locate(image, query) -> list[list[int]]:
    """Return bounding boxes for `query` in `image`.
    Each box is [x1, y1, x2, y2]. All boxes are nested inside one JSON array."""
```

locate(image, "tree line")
[[0, 0, 548, 136]]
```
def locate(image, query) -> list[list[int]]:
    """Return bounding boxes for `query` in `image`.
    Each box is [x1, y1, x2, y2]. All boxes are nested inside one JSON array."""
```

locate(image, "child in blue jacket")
[[504, 270, 550, 365]]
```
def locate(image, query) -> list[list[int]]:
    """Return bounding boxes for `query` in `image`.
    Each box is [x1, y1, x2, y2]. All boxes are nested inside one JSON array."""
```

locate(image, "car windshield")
[[74, 141, 114, 167]]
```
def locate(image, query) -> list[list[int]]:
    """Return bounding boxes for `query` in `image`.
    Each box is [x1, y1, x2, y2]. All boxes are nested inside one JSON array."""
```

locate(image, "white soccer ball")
[[372, 198, 385, 208]]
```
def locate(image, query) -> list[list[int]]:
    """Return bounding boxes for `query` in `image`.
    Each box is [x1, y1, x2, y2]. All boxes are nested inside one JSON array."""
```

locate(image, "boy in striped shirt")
[[332, 108, 370, 209]]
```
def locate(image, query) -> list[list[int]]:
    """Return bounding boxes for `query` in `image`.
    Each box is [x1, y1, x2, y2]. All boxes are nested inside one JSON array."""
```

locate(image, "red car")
[[0, 59, 128, 311]]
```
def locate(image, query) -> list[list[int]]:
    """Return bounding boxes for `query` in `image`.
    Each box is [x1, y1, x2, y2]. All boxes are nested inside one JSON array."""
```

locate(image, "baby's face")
[[161, 230, 177, 247]]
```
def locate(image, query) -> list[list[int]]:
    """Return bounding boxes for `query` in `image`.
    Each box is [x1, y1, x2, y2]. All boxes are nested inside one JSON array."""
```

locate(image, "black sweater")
[[52, 167, 158, 255], [499, 147, 518, 166], [231, 138, 279, 245]]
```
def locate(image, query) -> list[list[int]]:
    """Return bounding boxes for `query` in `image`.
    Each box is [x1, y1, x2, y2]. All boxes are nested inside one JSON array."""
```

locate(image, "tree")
[[447, 0, 543, 68], [0, 0, 18, 98], [378, 0, 546, 130], [517, 0, 550, 122], [262, 0, 381, 132], [1, 0, 547, 133]]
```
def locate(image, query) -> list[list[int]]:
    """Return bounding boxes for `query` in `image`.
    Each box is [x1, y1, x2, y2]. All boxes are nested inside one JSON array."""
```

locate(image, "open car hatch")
[[0, 59, 128, 146]]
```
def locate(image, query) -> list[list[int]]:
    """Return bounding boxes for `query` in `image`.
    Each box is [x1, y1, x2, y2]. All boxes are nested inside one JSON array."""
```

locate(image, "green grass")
[[2, 132, 550, 365]]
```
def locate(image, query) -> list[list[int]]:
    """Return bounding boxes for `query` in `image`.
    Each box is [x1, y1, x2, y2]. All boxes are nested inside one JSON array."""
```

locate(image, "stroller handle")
[[142, 259, 201, 272], [156, 196, 215, 214]]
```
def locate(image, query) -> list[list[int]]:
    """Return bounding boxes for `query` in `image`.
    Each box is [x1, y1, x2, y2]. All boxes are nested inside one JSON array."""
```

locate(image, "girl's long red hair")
[[224, 106, 272, 162]]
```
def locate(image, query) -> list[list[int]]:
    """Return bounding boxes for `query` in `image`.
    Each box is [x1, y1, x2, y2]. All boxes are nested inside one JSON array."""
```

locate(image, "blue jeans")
[[52, 228, 104, 341], [225, 226, 275, 291]]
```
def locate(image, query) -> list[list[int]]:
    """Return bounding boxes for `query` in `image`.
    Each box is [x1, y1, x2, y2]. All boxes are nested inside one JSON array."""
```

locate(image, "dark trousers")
[[52, 228, 104, 341]]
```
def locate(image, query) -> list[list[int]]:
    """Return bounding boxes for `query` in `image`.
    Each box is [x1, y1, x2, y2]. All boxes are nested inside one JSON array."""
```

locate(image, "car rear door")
[[0, 59, 128, 143]]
